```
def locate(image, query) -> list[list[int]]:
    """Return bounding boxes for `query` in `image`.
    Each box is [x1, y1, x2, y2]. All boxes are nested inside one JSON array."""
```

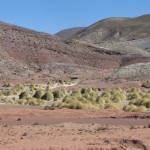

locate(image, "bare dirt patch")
[[0, 107, 150, 149]]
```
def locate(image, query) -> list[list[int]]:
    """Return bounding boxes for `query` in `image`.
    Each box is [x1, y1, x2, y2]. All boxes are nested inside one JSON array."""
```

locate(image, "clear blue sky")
[[0, 0, 150, 34]]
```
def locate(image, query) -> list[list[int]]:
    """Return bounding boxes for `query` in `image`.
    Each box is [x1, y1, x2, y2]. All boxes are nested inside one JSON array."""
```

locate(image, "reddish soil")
[[0, 106, 150, 150]]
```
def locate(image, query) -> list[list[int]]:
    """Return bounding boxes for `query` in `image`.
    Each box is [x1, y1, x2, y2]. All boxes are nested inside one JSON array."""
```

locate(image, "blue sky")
[[0, 0, 150, 34]]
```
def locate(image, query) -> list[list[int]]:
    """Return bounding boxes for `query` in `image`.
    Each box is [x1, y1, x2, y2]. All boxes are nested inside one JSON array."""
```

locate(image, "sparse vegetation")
[[42, 91, 54, 101], [33, 90, 44, 99], [19, 91, 29, 99], [0, 82, 149, 112]]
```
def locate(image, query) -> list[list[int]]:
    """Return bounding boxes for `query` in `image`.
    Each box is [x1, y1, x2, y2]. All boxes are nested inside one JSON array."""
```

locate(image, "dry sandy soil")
[[0, 106, 150, 150]]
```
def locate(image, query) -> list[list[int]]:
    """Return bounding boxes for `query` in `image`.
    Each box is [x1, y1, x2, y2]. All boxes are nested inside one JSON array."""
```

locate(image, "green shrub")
[[83, 93, 91, 99], [112, 95, 122, 103], [19, 91, 29, 99], [136, 106, 147, 112], [105, 103, 120, 110], [129, 99, 142, 106], [81, 88, 86, 94], [59, 80, 65, 85], [53, 90, 64, 99], [0, 91, 3, 97], [17, 84, 24, 91], [17, 99, 27, 105], [124, 104, 137, 112], [66, 100, 89, 109], [62, 96, 72, 102], [71, 89, 81, 97], [29, 84, 35, 90], [89, 91, 98, 98], [42, 91, 54, 101], [143, 93, 150, 99], [81, 88, 94, 94], [96, 97, 105, 104], [110, 89, 120, 95], [103, 97, 112, 103], [33, 90, 44, 99], [36, 99, 47, 106], [99, 103, 105, 109], [61, 88, 68, 95], [88, 96, 97, 102], [131, 87, 137, 92], [2, 90, 13, 96], [27, 98, 38, 106], [3, 83, 13, 87], [101, 91, 111, 99], [140, 100, 150, 108], [127, 92, 141, 100]]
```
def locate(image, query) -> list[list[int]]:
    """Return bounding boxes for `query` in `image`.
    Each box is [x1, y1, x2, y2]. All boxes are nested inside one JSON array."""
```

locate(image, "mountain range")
[[0, 14, 150, 83]]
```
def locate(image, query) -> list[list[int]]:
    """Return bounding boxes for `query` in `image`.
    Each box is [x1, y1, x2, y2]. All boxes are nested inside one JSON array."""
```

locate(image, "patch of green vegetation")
[[33, 90, 44, 99], [42, 91, 54, 101], [0, 81, 149, 112], [53, 90, 64, 100], [19, 91, 29, 99]]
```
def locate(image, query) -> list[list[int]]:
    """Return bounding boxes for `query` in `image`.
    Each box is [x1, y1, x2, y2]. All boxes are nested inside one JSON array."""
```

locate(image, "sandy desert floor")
[[0, 106, 150, 150]]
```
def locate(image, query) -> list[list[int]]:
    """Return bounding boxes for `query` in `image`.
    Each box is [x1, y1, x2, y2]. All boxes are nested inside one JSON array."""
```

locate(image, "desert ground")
[[0, 106, 150, 150]]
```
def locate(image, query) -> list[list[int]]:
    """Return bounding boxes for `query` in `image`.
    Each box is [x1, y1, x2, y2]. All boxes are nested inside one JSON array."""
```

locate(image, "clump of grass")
[[136, 106, 147, 112], [105, 103, 120, 110], [101, 91, 112, 99], [71, 89, 81, 97], [19, 91, 29, 99], [127, 92, 141, 100], [140, 100, 150, 108], [53, 90, 64, 100], [33, 90, 44, 99], [42, 91, 54, 101], [123, 104, 138, 112]]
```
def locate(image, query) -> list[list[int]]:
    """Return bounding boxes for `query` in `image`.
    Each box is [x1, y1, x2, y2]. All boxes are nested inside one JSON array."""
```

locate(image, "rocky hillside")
[[0, 15, 150, 81], [73, 14, 150, 42], [111, 62, 150, 80], [72, 14, 150, 57], [55, 27, 85, 38], [0, 21, 126, 80]]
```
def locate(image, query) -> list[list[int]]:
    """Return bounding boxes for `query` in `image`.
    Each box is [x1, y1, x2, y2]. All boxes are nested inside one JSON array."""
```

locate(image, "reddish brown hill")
[[0, 21, 150, 82], [0, 21, 126, 81], [0, 21, 123, 69]]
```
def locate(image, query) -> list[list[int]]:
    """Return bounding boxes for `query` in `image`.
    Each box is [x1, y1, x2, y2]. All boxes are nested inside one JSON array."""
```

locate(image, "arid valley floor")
[[0, 14, 150, 150]]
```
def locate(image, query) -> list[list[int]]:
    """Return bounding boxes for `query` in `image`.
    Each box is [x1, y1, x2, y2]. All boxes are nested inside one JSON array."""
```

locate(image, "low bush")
[[53, 90, 64, 99], [19, 91, 29, 99], [33, 90, 44, 99], [105, 103, 120, 110], [136, 106, 147, 112], [42, 91, 54, 101], [124, 104, 138, 112], [101, 91, 112, 99]]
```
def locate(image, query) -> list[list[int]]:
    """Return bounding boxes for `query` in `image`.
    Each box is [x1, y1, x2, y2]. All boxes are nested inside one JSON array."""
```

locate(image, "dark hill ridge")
[[55, 27, 85, 38]]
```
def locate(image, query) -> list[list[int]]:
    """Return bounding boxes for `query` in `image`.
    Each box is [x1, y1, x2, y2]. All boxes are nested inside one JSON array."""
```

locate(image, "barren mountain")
[[72, 14, 150, 57], [55, 27, 85, 38], [73, 14, 150, 42], [0, 21, 125, 81], [0, 14, 150, 82], [111, 62, 150, 80]]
